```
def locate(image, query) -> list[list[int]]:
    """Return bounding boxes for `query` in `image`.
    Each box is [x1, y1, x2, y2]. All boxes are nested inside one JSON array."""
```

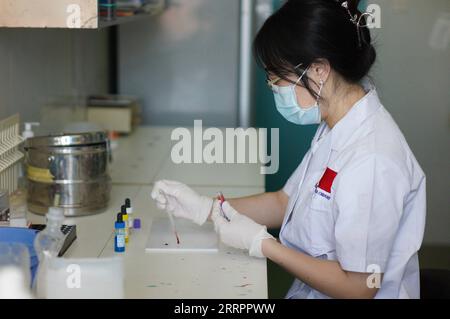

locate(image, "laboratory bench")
[[25, 126, 268, 299]]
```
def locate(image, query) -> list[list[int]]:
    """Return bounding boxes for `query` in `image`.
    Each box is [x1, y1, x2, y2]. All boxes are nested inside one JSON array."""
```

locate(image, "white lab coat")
[[279, 78, 426, 299]]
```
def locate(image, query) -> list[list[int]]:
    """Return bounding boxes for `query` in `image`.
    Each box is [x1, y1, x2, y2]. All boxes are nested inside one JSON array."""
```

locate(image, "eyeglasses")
[[265, 63, 308, 92]]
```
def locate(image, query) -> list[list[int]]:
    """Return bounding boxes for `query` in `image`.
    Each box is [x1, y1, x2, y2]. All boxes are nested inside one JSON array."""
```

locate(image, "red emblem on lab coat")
[[317, 168, 338, 193]]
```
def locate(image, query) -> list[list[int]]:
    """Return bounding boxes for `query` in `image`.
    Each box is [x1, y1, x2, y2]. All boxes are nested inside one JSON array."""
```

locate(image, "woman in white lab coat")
[[152, 0, 426, 299]]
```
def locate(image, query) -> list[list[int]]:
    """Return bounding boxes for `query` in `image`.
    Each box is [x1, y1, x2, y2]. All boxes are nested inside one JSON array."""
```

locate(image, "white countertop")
[[26, 126, 267, 298]]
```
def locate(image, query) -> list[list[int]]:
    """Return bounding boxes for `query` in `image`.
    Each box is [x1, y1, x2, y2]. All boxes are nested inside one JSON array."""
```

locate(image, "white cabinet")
[[0, 0, 164, 29]]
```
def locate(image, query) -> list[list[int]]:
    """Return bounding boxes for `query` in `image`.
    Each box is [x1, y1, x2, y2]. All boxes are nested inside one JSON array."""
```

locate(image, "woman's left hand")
[[212, 201, 274, 258]]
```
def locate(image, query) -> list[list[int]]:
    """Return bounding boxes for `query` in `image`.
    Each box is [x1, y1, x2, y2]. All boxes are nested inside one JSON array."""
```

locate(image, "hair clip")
[[339, 1, 374, 47], [341, 1, 358, 24]]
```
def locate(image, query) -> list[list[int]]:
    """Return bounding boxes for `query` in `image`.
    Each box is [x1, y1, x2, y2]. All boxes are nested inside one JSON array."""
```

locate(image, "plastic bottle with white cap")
[[125, 198, 134, 230], [22, 122, 40, 139], [19, 122, 40, 192], [33, 203, 65, 298], [34, 206, 65, 260]]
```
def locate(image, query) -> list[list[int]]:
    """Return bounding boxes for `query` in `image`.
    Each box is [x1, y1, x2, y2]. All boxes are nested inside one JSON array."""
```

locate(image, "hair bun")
[[356, 43, 376, 80]]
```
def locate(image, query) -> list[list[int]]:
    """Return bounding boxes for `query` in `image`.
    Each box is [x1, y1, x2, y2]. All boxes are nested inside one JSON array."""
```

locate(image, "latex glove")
[[213, 201, 274, 258], [151, 180, 214, 225]]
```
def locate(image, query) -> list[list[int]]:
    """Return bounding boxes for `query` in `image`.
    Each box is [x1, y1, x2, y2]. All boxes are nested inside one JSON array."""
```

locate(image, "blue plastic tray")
[[0, 227, 39, 281]]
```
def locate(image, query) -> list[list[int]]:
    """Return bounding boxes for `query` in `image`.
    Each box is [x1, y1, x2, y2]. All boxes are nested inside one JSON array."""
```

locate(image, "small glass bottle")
[[115, 213, 125, 253], [121, 205, 129, 244], [34, 207, 65, 261], [33, 206, 65, 297]]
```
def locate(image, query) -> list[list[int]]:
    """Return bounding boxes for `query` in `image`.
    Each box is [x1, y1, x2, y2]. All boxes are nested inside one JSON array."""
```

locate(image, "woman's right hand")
[[151, 180, 214, 225]]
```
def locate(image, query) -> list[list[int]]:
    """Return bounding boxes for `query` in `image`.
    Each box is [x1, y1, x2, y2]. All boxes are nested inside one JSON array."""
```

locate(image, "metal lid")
[[25, 131, 108, 148]]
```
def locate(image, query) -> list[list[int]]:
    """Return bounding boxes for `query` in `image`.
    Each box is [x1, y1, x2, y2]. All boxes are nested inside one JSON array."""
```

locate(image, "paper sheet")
[[145, 218, 218, 253]]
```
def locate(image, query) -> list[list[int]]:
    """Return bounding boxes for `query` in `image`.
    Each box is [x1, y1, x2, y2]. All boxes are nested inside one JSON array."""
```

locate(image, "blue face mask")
[[271, 69, 324, 125]]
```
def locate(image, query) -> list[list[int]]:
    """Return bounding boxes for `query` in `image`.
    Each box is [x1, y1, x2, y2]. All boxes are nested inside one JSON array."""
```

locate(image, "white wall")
[[369, 0, 450, 245], [119, 0, 240, 127], [0, 28, 109, 123]]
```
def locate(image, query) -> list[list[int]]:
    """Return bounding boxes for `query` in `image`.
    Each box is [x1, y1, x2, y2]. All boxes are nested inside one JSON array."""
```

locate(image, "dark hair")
[[253, 0, 376, 98]]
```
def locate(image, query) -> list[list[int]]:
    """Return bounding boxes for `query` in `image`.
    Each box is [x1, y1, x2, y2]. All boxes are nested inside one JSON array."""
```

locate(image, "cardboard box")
[[87, 95, 141, 134]]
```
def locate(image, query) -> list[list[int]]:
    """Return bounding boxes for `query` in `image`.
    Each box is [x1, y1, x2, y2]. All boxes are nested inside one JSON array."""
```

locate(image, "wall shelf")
[[0, 0, 164, 29], [98, 12, 155, 29]]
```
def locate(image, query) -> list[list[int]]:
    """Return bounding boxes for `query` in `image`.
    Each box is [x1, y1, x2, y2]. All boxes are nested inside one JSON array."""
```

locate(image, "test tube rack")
[[0, 114, 24, 194]]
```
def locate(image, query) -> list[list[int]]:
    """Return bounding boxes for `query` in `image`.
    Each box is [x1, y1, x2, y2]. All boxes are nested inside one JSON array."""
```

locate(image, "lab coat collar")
[[329, 77, 381, 152]]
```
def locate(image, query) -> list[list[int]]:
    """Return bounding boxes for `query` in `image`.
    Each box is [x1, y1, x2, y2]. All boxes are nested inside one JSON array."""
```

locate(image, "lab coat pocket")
[[310, 191, 331, 212], [308, 192, 335, 256]]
